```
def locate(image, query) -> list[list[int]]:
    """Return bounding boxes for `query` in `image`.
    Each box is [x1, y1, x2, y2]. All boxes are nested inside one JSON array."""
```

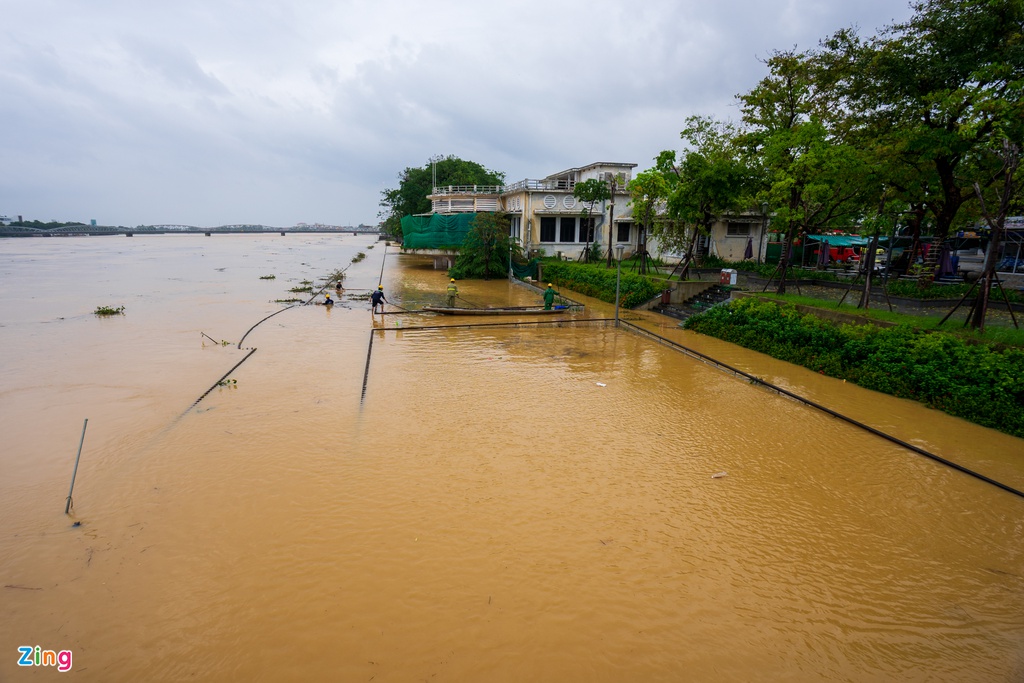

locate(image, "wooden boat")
[[421, 305, 579, 316]]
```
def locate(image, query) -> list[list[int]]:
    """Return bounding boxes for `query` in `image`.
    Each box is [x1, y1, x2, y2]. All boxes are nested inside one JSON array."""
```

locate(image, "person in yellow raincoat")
[[446, 278, 458, 307]]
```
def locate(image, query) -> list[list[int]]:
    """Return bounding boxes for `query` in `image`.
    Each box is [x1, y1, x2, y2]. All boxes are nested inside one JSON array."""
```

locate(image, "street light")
[[759, 202, 769, 265], [614, 243, 625, 327]]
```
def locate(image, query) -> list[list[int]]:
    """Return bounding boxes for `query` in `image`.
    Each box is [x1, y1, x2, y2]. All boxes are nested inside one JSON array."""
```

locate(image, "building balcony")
[[430, 185, 505, 196]]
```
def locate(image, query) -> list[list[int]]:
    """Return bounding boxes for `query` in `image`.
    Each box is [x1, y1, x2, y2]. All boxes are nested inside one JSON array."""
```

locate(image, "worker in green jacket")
[[446, 278, 458, 307], [543, 283, 558, 310]]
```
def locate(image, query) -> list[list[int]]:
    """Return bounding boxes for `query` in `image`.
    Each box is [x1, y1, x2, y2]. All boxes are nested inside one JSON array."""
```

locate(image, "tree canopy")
[[573, 178, 612, 262], [816, 0, 1024, 246], [379, 156, 505, 239], [633, 0, 1023, 292], [449, 212, 520, 280]]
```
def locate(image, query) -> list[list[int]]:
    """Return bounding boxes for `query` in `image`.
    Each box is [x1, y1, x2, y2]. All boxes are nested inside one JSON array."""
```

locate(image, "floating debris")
[[711, 472, 728, 479], [596, 382, 607, 387]]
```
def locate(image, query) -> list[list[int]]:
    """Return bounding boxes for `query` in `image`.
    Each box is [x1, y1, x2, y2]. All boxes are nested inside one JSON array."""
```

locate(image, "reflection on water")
[[1, 236, 1023, 682]]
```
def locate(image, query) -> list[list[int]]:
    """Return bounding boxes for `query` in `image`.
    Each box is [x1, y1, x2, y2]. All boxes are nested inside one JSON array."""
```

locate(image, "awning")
[[805, 234, 886, 247]]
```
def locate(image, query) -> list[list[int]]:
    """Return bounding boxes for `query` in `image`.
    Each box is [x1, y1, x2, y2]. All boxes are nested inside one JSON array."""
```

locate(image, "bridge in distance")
[[0, 224, 381, 237]]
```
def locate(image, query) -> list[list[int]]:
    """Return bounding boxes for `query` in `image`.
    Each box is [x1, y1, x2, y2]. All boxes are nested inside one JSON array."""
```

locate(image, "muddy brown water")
[[2, 236, 1022, 681]]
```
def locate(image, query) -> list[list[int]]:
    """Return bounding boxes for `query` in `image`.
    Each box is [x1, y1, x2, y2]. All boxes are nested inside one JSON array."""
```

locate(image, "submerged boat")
[[421, 305, 579, 316]]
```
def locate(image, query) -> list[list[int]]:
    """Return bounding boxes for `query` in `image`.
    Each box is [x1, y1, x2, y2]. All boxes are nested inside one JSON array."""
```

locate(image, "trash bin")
[[720, 269, 737, 285], [661, 289, 671, 304]]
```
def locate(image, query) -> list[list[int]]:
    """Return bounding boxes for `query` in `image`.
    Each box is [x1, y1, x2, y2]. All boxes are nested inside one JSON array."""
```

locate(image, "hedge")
[[541, 261, 663, 309], [683, 297, 1024, 438]]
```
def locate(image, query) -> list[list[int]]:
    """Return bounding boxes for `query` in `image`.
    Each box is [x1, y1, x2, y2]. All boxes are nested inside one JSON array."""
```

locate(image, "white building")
[[426, 162, 771, 265], [428, 161, 638, 260]]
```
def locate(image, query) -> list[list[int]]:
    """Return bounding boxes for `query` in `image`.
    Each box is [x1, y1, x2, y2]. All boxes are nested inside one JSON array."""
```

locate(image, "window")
[[617, 222, 631, 242], [579, 219, 595, 244], [559, 217, 577, 242], [540, 217, 557, 242], [727, 222, 751, 236]]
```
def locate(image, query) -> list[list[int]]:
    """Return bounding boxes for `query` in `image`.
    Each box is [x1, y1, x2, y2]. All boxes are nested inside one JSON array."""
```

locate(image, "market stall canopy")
[[805, 235, 887, 247]]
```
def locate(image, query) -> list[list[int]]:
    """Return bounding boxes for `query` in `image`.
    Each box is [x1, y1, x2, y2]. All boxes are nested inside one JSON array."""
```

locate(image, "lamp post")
[[758, 201, 769, 265], [614, 243, 625, 327]]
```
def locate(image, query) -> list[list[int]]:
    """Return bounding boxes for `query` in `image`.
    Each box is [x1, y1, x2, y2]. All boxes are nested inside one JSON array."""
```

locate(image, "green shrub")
[[684, 297, 1024, 438], [542, 261, 662, 308]]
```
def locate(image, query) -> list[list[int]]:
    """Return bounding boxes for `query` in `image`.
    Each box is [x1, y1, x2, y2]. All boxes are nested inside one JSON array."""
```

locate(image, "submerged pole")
[[360, 330, 375, 405], [614, 244, 624, 327], [377, 243, 387, 287], [65, 418, 88, 514]]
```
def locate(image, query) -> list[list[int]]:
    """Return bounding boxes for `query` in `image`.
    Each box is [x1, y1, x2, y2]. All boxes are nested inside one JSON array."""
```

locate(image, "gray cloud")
[[0, 0, 914, 226]]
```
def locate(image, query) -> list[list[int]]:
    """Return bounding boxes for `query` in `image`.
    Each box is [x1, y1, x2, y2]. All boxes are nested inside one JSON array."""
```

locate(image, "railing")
[[431, 197, 502, 213], [500, 179, 576, 193], [430, 179, 578, 196], [430, 185, 504, 196]]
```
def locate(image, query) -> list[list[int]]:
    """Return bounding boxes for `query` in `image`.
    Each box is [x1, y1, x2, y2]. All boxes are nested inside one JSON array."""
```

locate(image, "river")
[[1, 235, 1022, 681]]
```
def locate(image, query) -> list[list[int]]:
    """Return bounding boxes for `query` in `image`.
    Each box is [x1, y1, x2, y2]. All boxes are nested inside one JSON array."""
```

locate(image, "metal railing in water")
[[617, 319, 1024, 501]]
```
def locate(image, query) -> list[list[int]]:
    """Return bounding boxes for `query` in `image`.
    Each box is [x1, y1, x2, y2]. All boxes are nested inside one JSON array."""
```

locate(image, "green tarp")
[[806, 234, 888, 247], [511, 258, 539, 280], [400, 212, 538, 278], [401, 213, 478, 249]]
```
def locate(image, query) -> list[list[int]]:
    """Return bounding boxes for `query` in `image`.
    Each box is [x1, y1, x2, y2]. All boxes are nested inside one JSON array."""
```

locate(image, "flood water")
[[2, 235, 1023, 681]]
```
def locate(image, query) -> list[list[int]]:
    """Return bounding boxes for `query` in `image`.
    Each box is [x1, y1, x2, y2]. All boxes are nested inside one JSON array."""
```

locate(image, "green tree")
[[627, 170, 670, 273], [379, 156, 505, 239], [817, 0, 1024, 279], [572, 178, 611, 262], [740, 50, 872, 293], [966, 139, 1021, 330], [449, 212, 520, 280], [654, 116, 757, 275]]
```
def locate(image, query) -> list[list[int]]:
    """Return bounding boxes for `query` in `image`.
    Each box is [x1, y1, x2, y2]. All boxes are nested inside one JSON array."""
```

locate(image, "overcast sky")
[[1, 0, 914, 227]]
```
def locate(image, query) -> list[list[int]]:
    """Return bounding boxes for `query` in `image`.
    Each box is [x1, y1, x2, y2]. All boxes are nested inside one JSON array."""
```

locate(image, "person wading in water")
[[370, 285, 388, 314], [543, 283, 559, 310], [446, 278, 458, 307]]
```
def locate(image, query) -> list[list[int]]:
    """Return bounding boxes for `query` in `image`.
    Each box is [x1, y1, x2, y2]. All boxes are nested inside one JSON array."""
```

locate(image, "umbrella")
[[744, 236, 754, 260], [817, 239, 830, 267]]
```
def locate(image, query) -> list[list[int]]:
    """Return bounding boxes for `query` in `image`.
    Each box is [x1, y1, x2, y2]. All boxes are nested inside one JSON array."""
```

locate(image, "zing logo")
[[17, 646, 73, 672]]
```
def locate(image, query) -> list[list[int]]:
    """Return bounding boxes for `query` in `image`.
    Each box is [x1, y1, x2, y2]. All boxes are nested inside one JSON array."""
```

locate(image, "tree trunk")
[[969, 142, 1019, 330], [775, 188, 801, 295], [775, 227, 797, 295], [606, 185, 616, 268], [969, 237, 997, 331], [858, 234, 880, 309]]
